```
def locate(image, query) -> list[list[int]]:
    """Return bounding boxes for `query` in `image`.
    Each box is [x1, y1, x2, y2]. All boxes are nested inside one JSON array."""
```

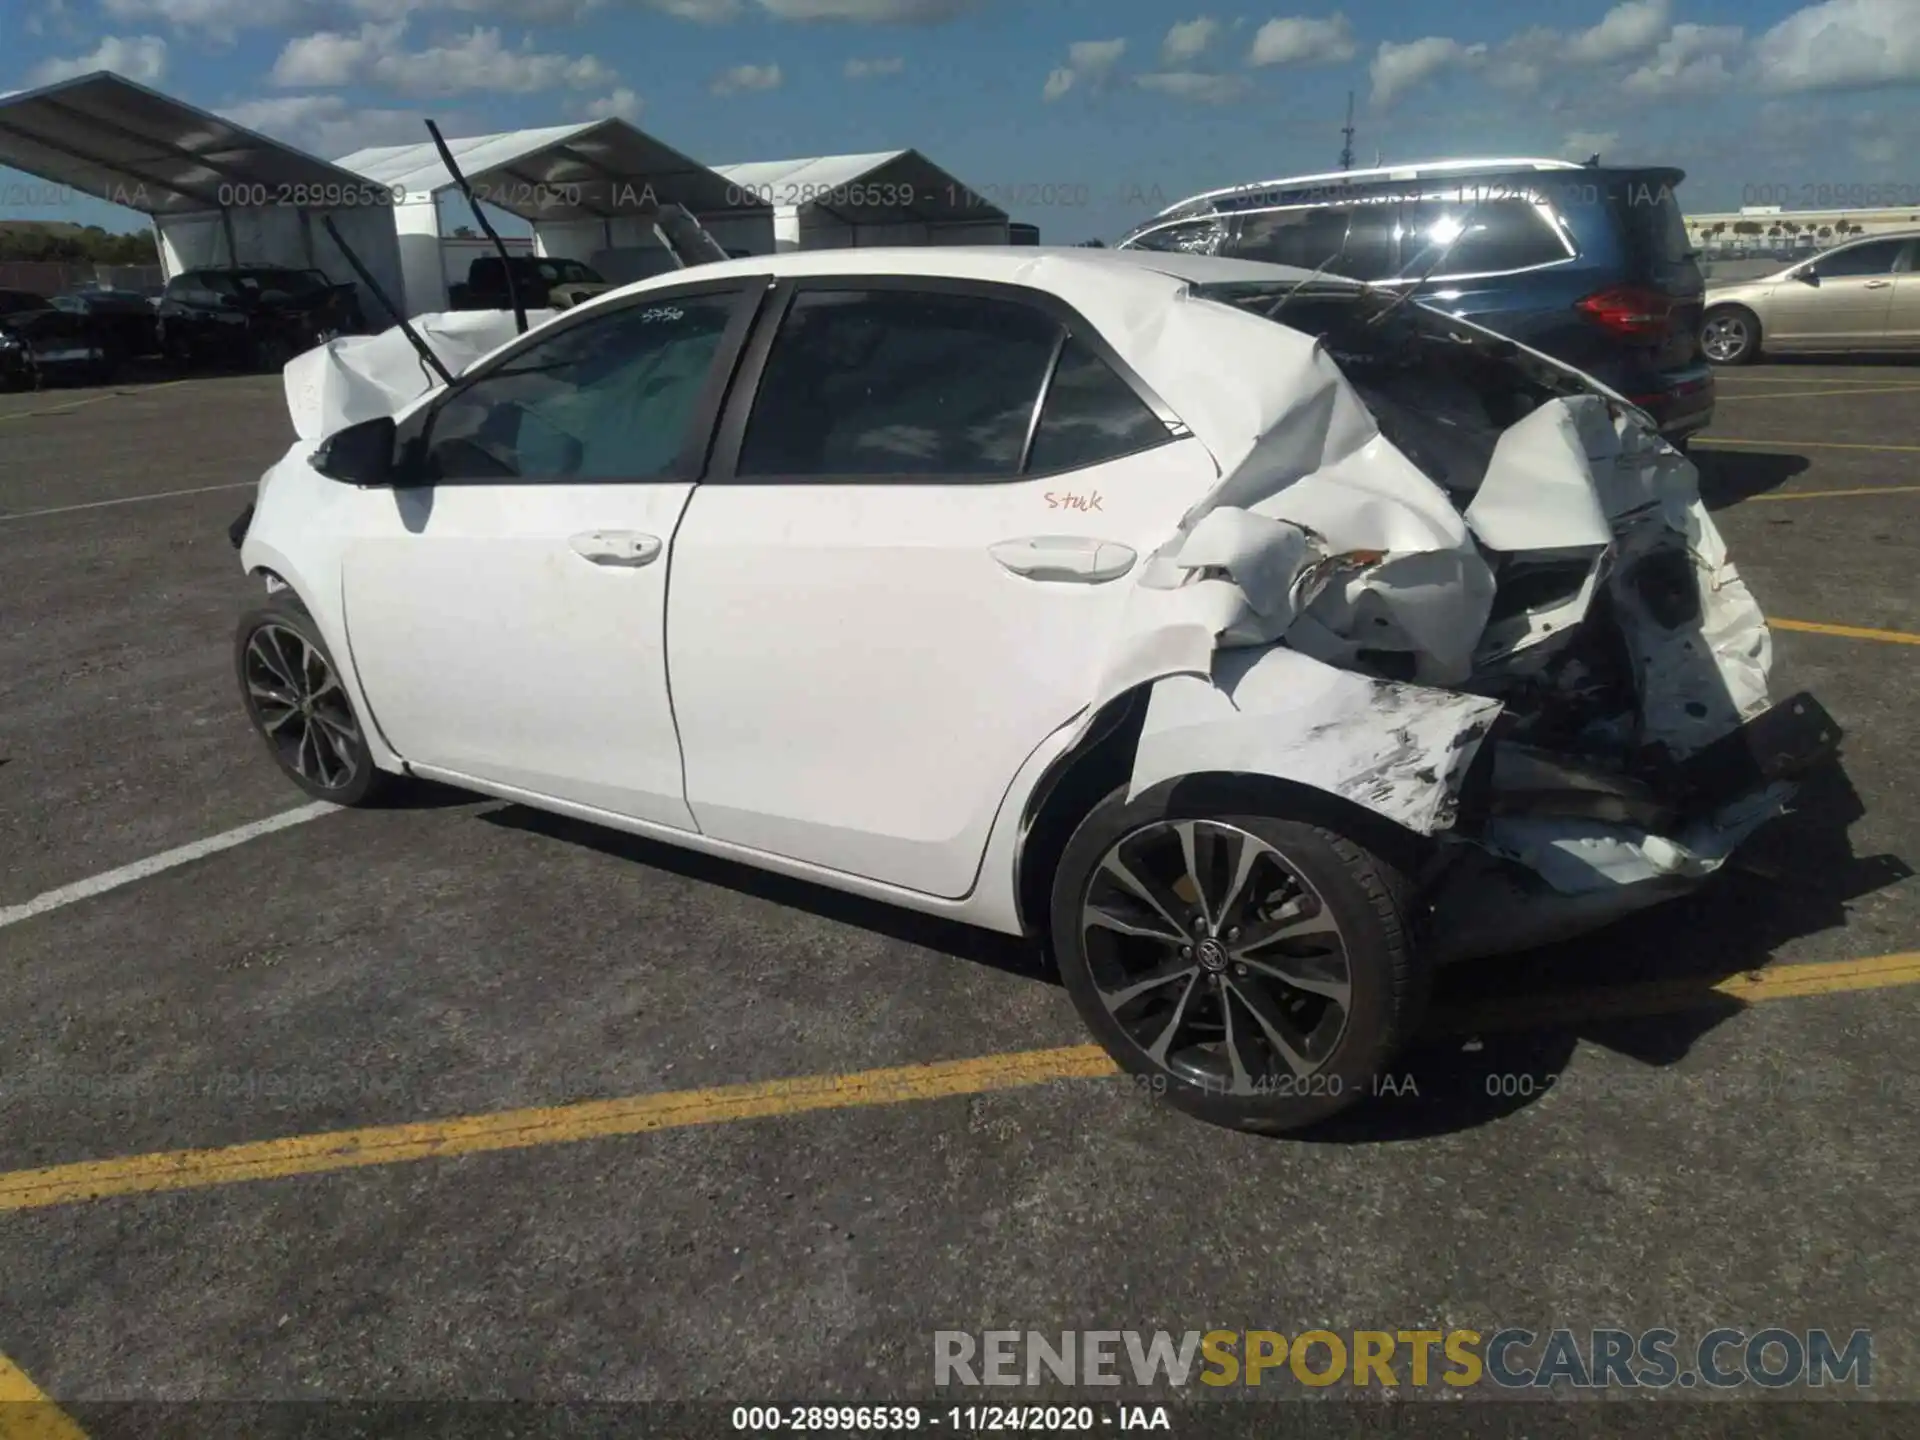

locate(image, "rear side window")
[[1229, 205, 1397, 280], [736, 289, 1061, 479], [1399, 199, 1569, 276], [1027, 335, 1170, 472]]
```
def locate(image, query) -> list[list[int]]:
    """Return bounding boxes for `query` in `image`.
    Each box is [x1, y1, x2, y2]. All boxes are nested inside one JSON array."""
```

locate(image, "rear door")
[[665, 277, 1218, 897]]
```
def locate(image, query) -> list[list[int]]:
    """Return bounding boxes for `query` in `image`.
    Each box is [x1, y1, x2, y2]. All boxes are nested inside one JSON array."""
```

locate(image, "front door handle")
[[990, 536, 1137, 583], [1864, 279, 1894, 289], [569, 530, 662, 566]]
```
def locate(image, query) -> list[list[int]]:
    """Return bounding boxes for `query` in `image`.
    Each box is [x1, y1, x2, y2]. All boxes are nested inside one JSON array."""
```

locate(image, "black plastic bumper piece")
[[228, 502, 254, 550], [1672, 691, 1843, 814]]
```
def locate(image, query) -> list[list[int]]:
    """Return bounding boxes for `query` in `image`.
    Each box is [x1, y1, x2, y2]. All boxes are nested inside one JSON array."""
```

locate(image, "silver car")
[[1700, 231, 1920, 364]]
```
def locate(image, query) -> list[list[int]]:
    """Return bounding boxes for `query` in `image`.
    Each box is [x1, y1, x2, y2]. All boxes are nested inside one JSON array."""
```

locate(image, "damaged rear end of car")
[[1114, 275, 1841, 967]]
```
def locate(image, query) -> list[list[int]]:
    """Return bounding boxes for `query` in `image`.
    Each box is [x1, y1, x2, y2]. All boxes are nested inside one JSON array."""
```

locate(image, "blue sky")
[[4, 0, 1919, 241]]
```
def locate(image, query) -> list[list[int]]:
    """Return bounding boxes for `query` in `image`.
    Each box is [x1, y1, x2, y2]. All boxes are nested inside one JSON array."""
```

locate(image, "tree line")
[[0, 224, 161, 264]]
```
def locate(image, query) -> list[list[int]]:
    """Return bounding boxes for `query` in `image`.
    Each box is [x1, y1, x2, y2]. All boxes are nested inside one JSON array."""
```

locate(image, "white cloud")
[[223, 92, 432, 156], [1369, 36, 1482, 107], [578, 85, 641, 118], [709, 61, 782, 94], [756, 0, 977, 18], [1623, 22, 1744, 96], [1042, 36, 1125, 100], [1135, 70, 1245, 103], [640, 0, 740, 16], [271, 23, 615, 95], [1247, 13, 1356, 67], [100, 0, 299, 37], [27, 33, 168, 84], [1559, 130, 1620, 161], [1752, 0, 1920, 92], [1567, 0, 1671, 65], [1161, 17, 1219, 66], [844, 55, 904, 77]]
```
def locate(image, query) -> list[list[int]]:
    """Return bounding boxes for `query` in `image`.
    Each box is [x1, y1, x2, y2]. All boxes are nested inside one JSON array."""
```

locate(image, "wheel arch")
[[1011, 686, 1438, 942]]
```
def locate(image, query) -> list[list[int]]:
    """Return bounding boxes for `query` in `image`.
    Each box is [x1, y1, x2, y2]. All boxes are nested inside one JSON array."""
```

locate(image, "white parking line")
[[0, 802, 338, 931], [0, 481, 256, 525]]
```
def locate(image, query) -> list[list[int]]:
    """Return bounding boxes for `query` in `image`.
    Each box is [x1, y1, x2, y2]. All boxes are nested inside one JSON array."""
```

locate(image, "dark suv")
[[157, 266, 366, 372], [1117, 159, 1714, 445]]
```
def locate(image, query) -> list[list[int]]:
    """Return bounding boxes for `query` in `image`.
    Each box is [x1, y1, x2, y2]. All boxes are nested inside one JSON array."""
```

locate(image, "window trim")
[[1808, 237, 1911, 279], [396, 275, 773, 489], [703, 274, 1190, 487]]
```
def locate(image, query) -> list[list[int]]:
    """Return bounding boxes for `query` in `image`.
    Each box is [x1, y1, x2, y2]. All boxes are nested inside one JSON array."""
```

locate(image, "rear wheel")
[[235, 594, 394, 807], [1049, 784, 1427, 1133], [1702, 306, 1760, 365]]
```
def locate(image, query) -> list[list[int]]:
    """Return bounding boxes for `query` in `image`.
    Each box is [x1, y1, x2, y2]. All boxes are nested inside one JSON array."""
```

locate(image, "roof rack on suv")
[[1153, 158, 1589, 221]]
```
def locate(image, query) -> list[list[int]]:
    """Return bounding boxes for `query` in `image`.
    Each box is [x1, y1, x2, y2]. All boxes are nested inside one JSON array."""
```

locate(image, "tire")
[[235, 593, 395, 807], [1701, 305, 1760, 366], [1049, 782, 1426, 1134]]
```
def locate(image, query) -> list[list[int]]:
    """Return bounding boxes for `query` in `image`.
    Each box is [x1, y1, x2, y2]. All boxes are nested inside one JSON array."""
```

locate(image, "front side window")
[[736, 289, 1062, 479], [1229, 205, 1397, 280], [1124, 218, 1230, 256], [1398, 198, 1570, 276], [419, 291, 741, 482], [1812, 240, 1907, 278]]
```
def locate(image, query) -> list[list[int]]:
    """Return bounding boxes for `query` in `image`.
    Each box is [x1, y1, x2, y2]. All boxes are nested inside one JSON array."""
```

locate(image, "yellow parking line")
[[1772, 618, 1920, 645], [1715, 384, 1920, 401], [0, 379, 188, 422], [1748, 485, 1920, 502], [0, 952, 1916, 1212], [0, 1351, 87, 1439], [1693, 438, 1920, 453]]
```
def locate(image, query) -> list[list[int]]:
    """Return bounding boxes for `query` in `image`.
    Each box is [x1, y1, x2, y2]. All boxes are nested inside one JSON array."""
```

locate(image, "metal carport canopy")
[[712, 150, 1010, 227], [0, 70, 384, 214], [335, 119, 772, 222]]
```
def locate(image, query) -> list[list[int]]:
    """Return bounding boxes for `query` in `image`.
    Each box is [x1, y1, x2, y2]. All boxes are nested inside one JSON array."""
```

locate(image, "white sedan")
[[231, 246, 1839, 1132]]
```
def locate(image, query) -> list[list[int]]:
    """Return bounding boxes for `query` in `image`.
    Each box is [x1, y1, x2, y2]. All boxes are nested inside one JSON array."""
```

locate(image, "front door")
[[666, 280, 1217, 897], [340, 280, 762, 828], [1766, 238, 1905, 347]]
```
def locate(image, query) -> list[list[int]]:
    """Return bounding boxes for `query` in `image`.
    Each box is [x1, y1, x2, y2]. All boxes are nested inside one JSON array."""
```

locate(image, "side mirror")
[[311, 415, 398, 487], [1794, 268, 1820, 285]]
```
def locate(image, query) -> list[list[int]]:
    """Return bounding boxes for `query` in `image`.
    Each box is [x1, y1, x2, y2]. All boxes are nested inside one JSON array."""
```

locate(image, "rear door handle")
[[990, 536, 1137, 583], [569, 530, 662, 567]]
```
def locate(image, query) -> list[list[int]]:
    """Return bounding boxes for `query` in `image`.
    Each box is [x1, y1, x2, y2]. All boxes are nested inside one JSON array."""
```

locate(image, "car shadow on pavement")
[[477, 805, 1056, 984], [1691, 447, 1811, 509], [1301, 758, 1911, 1143], [480, 760, 1904, 1143]]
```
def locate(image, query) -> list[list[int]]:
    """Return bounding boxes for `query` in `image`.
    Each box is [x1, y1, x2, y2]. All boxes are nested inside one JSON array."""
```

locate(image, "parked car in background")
[[0, 288, 112, 389], [51, 287, 161, 363], [1117, 158, 1715, 447], [448, 255, 612, 312], [227, 246, 1835, 1134], [1699, 231, 1920, 365], [158, 266, 367, 372]]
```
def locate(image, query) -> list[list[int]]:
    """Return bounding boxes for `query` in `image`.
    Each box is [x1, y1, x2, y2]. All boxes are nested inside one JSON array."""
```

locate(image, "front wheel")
[[1049, 784, 1427, 1133], [1701, 306, 1760, 366], [235, 594, 394, 806]]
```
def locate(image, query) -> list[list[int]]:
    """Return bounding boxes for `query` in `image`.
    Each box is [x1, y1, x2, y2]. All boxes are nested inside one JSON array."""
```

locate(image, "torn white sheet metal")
[[282, 309, 558, 441], [1127, 645, 1502, 835], [1478, 782, 1795, 895], [1462, 400, 1613, 552]]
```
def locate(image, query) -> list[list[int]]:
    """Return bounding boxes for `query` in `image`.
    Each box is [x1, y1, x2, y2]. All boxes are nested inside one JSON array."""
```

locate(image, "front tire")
[[235, 594, 393, 807], [1702, 306, 1760, 366], [1049, 784, 1427, 1134]]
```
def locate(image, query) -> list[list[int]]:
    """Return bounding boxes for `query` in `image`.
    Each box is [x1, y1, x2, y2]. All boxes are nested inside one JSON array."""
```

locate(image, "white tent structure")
[[712, 150, 1009, 251], [337, 120, 775, 314], [0, 71, 405, 319]]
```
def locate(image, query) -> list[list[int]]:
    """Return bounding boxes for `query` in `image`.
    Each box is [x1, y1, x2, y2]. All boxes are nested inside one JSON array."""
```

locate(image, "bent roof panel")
[[712, 149, 1008, 226], [336, 119, 770, 222], [0, 71, 385, 216]]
